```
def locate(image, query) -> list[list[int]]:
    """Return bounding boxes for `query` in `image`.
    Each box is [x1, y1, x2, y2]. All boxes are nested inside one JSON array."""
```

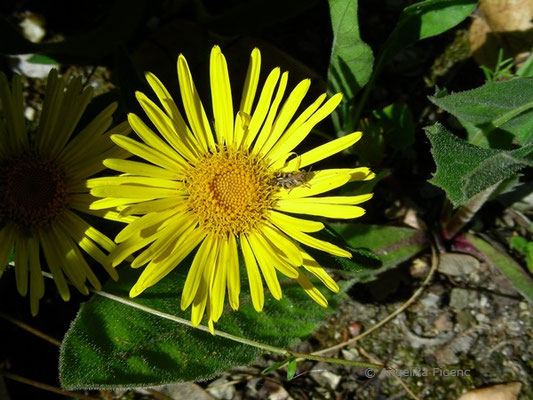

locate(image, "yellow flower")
[[0, 70, 131, 315], [89, 46, 374, 333]]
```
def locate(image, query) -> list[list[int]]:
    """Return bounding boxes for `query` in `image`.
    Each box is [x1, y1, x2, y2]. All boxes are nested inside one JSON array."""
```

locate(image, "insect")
[[271, 169, 311, 191]]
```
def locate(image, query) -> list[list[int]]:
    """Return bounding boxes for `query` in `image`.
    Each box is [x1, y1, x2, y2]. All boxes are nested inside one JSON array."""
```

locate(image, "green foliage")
[[479, 49, 514, 82], [327, 0, 374, 131], [517, 51, 533, 78], [429, 77, 533, 147], [330, 223, 429, 280], [425, 123, 533, 206], [373, 104, 415, 150], [60, 266, 346, 389], [467, 234, 533, 304], [380, 0, 478, 64]]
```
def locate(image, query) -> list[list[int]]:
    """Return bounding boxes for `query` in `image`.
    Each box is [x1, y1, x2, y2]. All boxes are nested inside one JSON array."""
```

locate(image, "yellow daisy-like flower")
[[89, 46, 374, 332], [0, 70, 131, 315]]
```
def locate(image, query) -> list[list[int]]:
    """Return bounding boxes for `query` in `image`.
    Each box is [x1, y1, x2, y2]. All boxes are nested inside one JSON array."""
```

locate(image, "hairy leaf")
[[60, 266, 345, 389], [426, 123, 533, 206], [430, 78, 533, 147]]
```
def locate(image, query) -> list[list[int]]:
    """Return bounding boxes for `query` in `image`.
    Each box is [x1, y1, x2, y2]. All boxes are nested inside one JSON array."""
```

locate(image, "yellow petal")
[[242, 67, 281, 148], [267, 93, 343, 162], [103, 158, 182, 180], [210, 46, 234, 145], [296, 270, 328, 307], [131, 227, 206, 296], [240, 234, 264, 312], [0, 224, 16, 277], [144, 72, 200, 155], [259, 78, 311, 156], [261, 224, 303, 266], [274, 200, 366, 219], [209, 235, 228, 322], [239, 48, 261, 117], [277, 131, 363, 171], [181, 234, 215, 310], [253, 72, 288, 154], [301, 250, 339, 293], [177, 54, 216, 152], [128, 109, 195, 162], [268, 210, 324, 233], [111, 134, 186, 170], [247, 233, 282, 299], [14, 236, 29, 296], [226, 234, 240, 310], [270, 218, 351, 258], [28, 236, 44, 316]]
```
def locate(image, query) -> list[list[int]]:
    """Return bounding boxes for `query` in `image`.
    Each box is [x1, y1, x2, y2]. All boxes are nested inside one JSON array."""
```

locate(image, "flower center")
[[185, 148, 275, 235], [0, 153, 69, 228]]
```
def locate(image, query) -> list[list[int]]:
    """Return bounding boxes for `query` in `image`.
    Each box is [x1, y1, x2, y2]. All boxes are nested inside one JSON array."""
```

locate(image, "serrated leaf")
[[60, 266, 345, 389], [425, 123, 533, 206], [429, 78, 533, 146], [467, 234, 533, 303], [329, 223, 429, 281]]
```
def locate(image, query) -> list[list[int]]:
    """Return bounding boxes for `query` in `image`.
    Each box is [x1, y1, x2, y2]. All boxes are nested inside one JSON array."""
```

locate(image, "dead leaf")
[[458, 382, 522, 400], [469, 0, 533, 68]]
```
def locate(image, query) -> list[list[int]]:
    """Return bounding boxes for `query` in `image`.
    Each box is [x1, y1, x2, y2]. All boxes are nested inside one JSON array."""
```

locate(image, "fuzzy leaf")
[[60, 266, 345, 389], [425, 123, 533, 206], [430, 78, 533, 147]]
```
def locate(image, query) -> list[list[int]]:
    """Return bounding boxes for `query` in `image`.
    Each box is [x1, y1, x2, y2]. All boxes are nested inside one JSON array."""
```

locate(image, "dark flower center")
[[0, 153, 68, 228]]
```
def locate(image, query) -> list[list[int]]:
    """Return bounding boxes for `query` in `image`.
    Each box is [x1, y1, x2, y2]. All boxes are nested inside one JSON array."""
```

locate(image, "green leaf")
[[429, 78, 533, 147], [467, 234, 533, 303], [526, 242, 533, 273], [425, 123, 533, 206], [26, 54, 59, 65], [510, 236, 528, 254], [327, 0, 373, 97], [373, 103, 415, 149], [330, 223, 429, 280], [383, 0, 478, 60], [286, 357, 297, 380], [60, 266, 345, 389], [517, 52, 533, 78], [327, 0, 374, 132], [353, 0, 477, 126]]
